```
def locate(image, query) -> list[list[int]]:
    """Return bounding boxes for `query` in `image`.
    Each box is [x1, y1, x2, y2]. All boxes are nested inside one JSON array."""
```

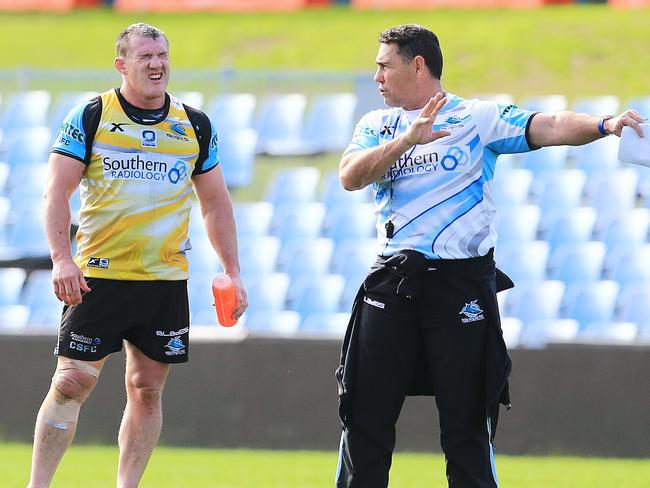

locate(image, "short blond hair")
[[116, 23, 168, 57]]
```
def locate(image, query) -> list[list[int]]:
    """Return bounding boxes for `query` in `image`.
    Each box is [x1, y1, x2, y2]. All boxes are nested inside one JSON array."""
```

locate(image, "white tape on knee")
[[42, 395, 82, 431], [42, 358, 100, 430]]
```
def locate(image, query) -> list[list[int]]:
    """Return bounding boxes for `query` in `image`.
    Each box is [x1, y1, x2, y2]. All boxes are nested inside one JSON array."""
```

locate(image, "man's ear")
[[115, 57, 127, 75], [413, 55, 426, 76]]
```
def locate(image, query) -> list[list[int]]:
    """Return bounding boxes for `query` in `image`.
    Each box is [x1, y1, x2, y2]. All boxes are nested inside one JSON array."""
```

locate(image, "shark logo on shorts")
[[164, 336, 186, 356], [459, 299, 485, 324]]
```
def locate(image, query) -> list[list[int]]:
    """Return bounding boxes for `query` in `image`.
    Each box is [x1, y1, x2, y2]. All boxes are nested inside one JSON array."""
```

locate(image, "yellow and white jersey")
[[52, 88, 219, 280]]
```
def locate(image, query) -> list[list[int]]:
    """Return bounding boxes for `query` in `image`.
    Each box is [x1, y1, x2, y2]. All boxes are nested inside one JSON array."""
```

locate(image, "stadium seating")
[[0, 90, 51, 134], [542, 207, 597, 252], [493, 204, 540, 244], [254, 94, 307, 154], [207, 93, 256, 136], [2, 88, 650, 348], [562, 280, 620, 329], [495, 240, 549, 284], [218, 128, 257, 188], [263, 93, 358, 155], [301, 312, 349, 336], [491, 168, 533, 207], [548, 241, 607, 285], [0, 268, 27, 305], [264, 167, 320, 207]]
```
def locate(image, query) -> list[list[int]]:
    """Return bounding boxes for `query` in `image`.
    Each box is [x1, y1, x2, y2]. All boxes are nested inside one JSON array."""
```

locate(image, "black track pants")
[[336, 265, 502, 488]]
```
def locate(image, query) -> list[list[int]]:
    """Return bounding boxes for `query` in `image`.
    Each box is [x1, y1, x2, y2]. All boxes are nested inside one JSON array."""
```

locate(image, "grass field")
[[2, 443, 649, 487], [1, 5, 650, 99]]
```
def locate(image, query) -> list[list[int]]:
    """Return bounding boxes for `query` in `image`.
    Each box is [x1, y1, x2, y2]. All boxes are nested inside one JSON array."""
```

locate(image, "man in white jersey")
[[27, 23, 247, 488], [334, 24, 643, 488]]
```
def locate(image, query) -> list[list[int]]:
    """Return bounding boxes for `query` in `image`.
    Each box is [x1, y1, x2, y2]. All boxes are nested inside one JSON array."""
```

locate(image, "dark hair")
[[116, 23, 168, 57], [379, 24, 443, 80]]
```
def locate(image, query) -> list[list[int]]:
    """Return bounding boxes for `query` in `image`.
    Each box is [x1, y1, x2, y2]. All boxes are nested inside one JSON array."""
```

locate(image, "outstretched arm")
[[192, 166, 247, 320], [339, 93, 450, 191], [528, 109, 645, 148]]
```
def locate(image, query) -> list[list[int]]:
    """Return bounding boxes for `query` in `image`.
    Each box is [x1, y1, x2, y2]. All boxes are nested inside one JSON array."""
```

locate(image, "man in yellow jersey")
[[27, 23, 247, 488]]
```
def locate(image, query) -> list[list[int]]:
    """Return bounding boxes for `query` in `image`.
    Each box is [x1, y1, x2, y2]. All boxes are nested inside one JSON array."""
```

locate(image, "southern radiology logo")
[[102, 151, 188, 185], [459, 299, 485, 324], [382, 145, 470, 181]]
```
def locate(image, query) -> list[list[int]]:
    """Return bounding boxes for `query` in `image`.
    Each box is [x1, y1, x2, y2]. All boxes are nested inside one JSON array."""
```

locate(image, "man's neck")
[[402, 83, 445, 111], [118, 86, 165, 110]]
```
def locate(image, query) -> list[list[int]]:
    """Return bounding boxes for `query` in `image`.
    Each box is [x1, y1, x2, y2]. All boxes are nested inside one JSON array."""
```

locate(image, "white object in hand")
[[618, 123, 650, 166]]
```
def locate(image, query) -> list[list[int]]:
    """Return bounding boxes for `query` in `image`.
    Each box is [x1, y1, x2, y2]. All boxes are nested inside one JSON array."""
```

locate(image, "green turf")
[[2, 442, 649, 487], [1, 5, 650, 100]]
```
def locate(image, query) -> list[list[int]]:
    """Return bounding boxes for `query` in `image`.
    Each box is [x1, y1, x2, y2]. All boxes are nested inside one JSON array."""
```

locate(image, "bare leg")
[[28, 356, 106, 488], [117, 342, 170, 488]]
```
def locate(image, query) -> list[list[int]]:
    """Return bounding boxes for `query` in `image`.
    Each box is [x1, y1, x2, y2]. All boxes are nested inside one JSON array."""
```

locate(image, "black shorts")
[[55, 278, 190, 364]]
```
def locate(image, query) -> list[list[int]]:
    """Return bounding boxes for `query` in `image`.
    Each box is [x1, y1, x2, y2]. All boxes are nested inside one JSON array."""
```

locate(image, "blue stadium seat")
[[604, 244, 650, 287], [519, 319, 579, 349], [271, 202, 325, 243], [505, 280, 565, 325], [321, 170, 373, 209], [0, 90, 51, 133], [0, 162, 9, 194], [548, 241, 606, 285], [520, 145, 569, 176], [627, 96, 650, 119], [5, 163, 49, 213], [287, 274, 345, 318], [0, 268, 27, 306], [237, 236, 281, 276], [244, 310, 301, 335], [233, 201, 274, 239], [617, 283, 650, 328], [491, 168, 533, 207], [219, 128, 257, 188], [542, 207, 597, 252], [186, 238, 224, 275], [598, 208, 650, 251], [574, 136, 621, 176], [495, 240, 549, 284], [264, 93, 357, 155], [500, 316, 522, 349], [322, 203, 376, 242], [254, 94, 306, 154], [207, 93, 256, 137], [585, 168, 639, 214], [532, 169, 586, 214], [330, 238, 377, 280], [576, 321, 637, 344], [300, 312, 349, 336], [562, 280, 620, 329], [276, 237, 334, 281], [0, 196, 9, 227], [0, 304, 30, 333], [4, 127, 52, 167], [176, 91, 205, 110], [571, 96, 620, 118], [245, 272, 290, 313], [494, 204, 540, 244], [21, 270, 63, 331], [520, 95, 567, 113], [264, 167, 320, 207], [49, 91, 97, 131], [1, 208, 50, 258]]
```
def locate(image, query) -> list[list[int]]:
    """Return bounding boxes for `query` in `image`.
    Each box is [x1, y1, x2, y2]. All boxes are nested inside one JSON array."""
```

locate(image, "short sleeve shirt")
[[51, 88, 218, 280], [343, 93, 537, 259]]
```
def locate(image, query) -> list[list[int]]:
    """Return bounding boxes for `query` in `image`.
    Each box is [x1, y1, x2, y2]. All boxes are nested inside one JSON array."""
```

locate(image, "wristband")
[[598, 116, 614, 136]]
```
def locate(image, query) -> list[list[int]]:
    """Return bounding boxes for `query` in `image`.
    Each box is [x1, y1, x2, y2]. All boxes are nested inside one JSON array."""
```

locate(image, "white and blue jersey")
[[343, 93, 537, 260]]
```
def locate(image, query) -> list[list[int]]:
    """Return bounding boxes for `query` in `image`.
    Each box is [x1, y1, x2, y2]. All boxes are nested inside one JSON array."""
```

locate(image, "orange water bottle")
[[212, 273, 238, 327]]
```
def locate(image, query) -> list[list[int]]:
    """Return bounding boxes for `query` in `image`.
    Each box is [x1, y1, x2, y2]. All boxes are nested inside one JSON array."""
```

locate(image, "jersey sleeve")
[[185, 105, 219, 176], [342, 111, 383, 155], [473, 101, 538, 155], [51, 96, 101, 164]]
